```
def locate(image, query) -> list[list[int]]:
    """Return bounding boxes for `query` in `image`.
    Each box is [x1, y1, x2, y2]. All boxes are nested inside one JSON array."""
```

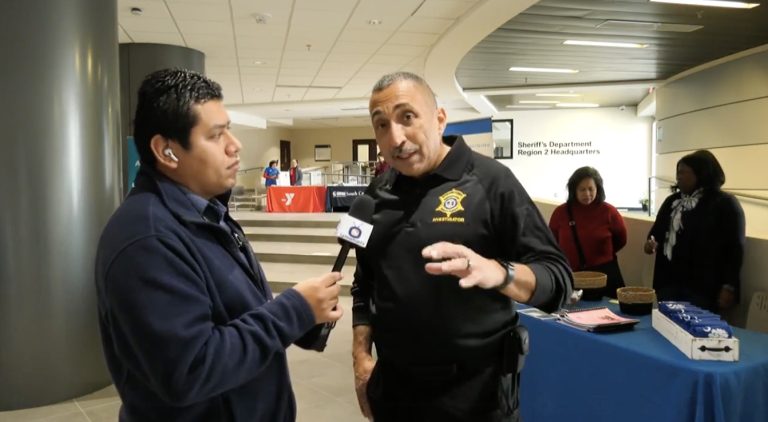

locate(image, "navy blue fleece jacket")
[[95, 168, 317, 421]]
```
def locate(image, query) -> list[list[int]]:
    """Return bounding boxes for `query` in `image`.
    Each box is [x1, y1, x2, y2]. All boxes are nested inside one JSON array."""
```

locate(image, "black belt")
[[379, 325, 529, 380]]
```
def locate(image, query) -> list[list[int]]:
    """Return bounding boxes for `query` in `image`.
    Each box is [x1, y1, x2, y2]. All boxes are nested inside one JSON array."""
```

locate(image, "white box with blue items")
[[651, 309, 739, 361]]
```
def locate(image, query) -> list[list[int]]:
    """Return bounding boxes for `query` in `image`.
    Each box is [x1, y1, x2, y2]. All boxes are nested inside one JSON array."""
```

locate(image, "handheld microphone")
[[308, 195, 375, 351], [331, 196, 375, 271]]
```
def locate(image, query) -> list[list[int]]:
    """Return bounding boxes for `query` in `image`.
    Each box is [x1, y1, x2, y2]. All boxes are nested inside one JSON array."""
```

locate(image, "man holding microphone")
[[95, 68, 342, 421]]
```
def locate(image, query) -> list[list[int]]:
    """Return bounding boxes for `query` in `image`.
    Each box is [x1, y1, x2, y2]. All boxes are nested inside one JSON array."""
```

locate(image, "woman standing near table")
[[549, 166, 627, 298], [644, 150, 745, 314]]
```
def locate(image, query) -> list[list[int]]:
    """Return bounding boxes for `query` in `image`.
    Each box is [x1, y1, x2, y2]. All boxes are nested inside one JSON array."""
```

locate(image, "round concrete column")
[[0, 0, 120, 409]]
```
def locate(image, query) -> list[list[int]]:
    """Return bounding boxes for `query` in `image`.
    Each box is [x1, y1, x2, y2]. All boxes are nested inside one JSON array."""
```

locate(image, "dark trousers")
[[366, 359, 520, 422]]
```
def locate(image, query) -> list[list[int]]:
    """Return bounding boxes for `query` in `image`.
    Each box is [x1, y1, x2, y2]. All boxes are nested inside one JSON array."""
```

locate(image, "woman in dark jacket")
[[644, 150, 745, 314]]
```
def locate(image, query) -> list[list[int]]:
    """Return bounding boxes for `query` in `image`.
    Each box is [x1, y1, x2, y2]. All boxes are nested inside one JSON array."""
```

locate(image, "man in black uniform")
[[351, 72, 572, 421]]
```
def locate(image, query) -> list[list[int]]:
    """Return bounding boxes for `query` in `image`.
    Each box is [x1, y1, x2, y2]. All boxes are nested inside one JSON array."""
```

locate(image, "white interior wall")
[[494, 107, 653, 209], [653, 48, 768, 237], [649, 47, 768, 326], [232, 125, 290, 191], [288, 126, 376, 170]]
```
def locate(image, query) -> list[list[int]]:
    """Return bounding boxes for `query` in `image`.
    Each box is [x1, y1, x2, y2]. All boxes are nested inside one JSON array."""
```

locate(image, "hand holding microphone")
[[292, 272, 344, 324], [306, 195, 375, 351]]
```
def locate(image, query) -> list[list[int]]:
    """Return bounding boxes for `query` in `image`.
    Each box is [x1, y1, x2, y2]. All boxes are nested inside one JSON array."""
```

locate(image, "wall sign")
[[314, 144, 331, 161], [516, 140, 601, 157]]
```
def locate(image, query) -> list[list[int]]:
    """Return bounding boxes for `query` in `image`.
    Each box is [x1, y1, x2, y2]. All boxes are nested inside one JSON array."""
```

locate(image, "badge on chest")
[[433, 188, 466, 223]]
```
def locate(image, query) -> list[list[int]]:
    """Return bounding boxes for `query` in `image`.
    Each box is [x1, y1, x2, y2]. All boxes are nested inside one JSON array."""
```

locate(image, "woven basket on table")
[[572, 271, 607, 290], [617, 287, 656, 304]]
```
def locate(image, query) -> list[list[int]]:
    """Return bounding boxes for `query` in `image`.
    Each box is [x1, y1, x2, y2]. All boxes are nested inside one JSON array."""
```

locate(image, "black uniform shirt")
[[351, 135, 571, 365]]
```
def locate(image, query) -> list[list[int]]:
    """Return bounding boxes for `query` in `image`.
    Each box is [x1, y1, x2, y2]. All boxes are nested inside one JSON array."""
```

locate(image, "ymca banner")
[[266, 186, 327, 213]]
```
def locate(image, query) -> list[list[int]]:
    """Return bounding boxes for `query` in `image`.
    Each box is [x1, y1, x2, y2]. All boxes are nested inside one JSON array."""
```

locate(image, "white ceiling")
[[118, 0, 485, 128], [118, 0, 768, 129]]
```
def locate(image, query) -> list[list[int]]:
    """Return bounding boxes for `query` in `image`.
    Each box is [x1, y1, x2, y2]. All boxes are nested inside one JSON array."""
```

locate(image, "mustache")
[[392, 144, 418, 159]]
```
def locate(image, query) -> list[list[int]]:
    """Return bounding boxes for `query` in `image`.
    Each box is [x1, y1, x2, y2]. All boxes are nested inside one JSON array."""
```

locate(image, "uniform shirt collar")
[[394, 135, 471, 188], [432, 135, 471, 181]]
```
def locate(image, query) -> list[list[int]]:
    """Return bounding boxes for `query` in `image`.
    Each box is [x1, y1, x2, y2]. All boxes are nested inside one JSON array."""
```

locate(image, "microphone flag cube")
[[336, 214, 372, 248]]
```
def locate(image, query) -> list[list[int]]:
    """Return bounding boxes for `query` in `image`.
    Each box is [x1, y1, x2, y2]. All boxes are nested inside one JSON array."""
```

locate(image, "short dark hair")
[[674, 149, 725, 192], [371, 71, 437, 108], [567, 166, 606, 204], [133, 68, 223, 167], [268, 160, 278, 167]]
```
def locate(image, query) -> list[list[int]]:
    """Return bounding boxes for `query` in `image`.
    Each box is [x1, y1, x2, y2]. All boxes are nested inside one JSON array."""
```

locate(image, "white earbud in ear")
[[164, 148, 179, 162]]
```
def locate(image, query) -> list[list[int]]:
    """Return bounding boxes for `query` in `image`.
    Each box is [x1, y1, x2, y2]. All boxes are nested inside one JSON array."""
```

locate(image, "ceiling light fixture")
[[509, 66, 579, 73], [556, 103, 600, 108], [535, 93, 581, 97], [518, 100, 559, 104], [130, 7, 143, 16], [596, 19, 703, 32], [649, 0, 759, 8], [367, 19, 383, 25], [253, 60, 266, 65], [505, 105, 553, 109], [564, 40, 648, 48]]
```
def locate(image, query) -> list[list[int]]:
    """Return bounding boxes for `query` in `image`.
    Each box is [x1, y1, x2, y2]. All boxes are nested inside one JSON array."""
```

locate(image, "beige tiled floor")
[[0, 297, 366, 422]]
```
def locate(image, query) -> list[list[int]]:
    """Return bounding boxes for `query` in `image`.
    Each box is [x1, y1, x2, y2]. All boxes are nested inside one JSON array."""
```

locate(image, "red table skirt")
[[266, 186, 328, 213]]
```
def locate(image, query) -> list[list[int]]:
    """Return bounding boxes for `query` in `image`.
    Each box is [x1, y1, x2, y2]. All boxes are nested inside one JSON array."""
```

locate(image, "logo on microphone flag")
[[336, 214, 373, 248]]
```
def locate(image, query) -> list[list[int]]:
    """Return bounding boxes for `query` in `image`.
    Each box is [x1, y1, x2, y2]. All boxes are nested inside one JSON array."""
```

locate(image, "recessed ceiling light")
[[509, 67, 579, 74], [535, 93, 581, 97], [519, 100, 559, 104], [130, 7, 143, 16], [649, 0, 759, 8], [367, 19, 383, 25], [253, 60, 266, 65], [556, 103, 600, 108], [563, 40, 648, 48]]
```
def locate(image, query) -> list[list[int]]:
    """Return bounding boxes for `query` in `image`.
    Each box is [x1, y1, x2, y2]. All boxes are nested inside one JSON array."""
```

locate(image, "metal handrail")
[[318, 172, 373, 185], [237, 166, 264, 174]]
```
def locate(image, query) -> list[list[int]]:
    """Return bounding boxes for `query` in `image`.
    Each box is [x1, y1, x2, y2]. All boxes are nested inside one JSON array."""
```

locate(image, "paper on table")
[[558, 307, 639, 332]]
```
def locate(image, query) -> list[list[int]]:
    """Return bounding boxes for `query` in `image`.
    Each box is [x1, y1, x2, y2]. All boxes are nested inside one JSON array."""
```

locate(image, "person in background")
[[263, 160, 279, 188], [94, 68, 342, 422], [373, 151, 390, 177], [351, 71, 572, 422], [289, 159, 303, 186], [644, 150, 745, 314], [549, 166, 627, 298]]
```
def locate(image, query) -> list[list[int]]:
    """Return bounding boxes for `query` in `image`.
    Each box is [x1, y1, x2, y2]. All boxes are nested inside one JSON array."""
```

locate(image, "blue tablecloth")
[[518, 300, 768, 422]]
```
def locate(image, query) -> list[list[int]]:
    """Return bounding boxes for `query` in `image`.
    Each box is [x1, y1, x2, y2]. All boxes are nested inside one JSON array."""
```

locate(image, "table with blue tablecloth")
[[518, 299, 768, 422], [325, 185, 367, 212]]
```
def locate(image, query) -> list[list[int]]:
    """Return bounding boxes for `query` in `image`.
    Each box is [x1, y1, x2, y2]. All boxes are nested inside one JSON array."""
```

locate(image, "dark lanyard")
[[566, 203, 587, 270]]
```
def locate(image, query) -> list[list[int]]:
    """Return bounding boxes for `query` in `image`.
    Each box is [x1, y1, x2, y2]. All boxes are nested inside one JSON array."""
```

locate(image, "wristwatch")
[[495, 260, 516, 291]]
